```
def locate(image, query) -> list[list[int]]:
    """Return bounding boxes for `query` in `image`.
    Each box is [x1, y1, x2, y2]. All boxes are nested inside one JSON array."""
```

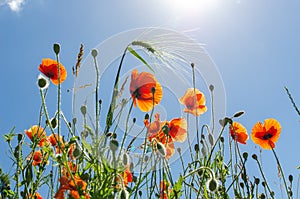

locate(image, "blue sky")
[[1, 0, 300, 197]]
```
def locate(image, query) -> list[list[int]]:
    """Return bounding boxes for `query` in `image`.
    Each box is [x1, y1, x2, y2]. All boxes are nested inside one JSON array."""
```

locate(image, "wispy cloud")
[[0, 0, 26, 12]]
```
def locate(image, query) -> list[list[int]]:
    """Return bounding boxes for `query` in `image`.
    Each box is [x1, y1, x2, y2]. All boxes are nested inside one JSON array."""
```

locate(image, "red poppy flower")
[[147, 113, 187, 158], [130, 69, 163, 112], [251, 118, 281, 149], [179, 88, 207, 116], [25, 125, 47, 147], [229, 122, 249, 144], [38, 58, 67, 85]]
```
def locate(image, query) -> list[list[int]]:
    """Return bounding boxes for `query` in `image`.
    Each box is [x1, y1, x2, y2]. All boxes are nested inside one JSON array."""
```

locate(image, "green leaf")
[[81, 139, 92, 154], [171, 175, 183, 198], [127, 46, 154, 73], [3, 127, 16, 142]]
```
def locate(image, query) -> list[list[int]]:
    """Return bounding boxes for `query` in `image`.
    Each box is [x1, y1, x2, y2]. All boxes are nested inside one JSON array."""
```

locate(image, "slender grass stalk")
[[252, 154, 274, 199], [271, 148, 291, 199], [285, 86, 300, 117], [133, 89, 156, 199], [117, 101, 134, 160], [186, 113, 193, 161], [191, 63, 200, 149], [92, 49, 100, 141], [54, 44, 61, 140]]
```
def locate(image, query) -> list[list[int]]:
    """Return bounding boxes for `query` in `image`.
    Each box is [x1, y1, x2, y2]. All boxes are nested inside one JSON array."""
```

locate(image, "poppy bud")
[[201, 147, 207, 156], [243, 152, 248, 160], [254, 177, 260, 185], [109, 139, 119, 152], [50, 117, 58, 129], [123, 153, 130, 166], [118, 189, 129, 199], [233, 111, 245, 118], [53, 43, 60, 54], [37, 74, 49, 90], [206, 177, 218, 193], [252, 154, 258, 160], [289, 175, 293, 182], [177, 147, 181, 154], [240, 182, 244, 189], [220, 136, 225, 143], [17, 133, 23, 142], [156, 142, 166, 157], [80, 105, 87, 115], [91, 49, 98, 58], [194, 144, 199, 152], [208, 133, 214, 146], [209, 84, 214, 91], [72, 148, 80, 158]]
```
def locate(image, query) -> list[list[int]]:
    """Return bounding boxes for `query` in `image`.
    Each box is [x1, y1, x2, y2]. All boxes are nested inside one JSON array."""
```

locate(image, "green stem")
[[271, 148, 291, 198], [253, 157, 274, 199]]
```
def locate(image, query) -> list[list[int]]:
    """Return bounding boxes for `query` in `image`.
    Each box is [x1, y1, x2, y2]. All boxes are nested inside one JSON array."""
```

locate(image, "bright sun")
[[167, 0, 218, 16]]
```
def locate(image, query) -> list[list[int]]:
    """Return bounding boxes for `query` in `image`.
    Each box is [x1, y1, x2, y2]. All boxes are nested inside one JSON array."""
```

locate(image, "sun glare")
[[167, 0, 218, 16]]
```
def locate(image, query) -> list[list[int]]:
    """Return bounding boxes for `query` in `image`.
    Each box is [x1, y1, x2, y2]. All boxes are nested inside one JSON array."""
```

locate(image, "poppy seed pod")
[[91, 49, 98, 57]]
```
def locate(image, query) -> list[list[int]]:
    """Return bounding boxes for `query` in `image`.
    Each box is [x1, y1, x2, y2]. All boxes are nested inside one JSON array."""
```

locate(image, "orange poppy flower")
[[122, 166, 133, 186], [179, 88, 207, 116], [68, 143, 77, 160], [55, 175, 89, 199], [48, 133, 65, 153], [28, 192, 43, 199], [229, 122, 249, 144], [130, 69, 163, 112], [38, 58, 67, 85], [251, 118, 281, 149], [25, 125, 47, 147], [168, 117, 187, 143], [27, 150, 48, 166], [147, 113, 187, 158], [62, 162, 77, 177]]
